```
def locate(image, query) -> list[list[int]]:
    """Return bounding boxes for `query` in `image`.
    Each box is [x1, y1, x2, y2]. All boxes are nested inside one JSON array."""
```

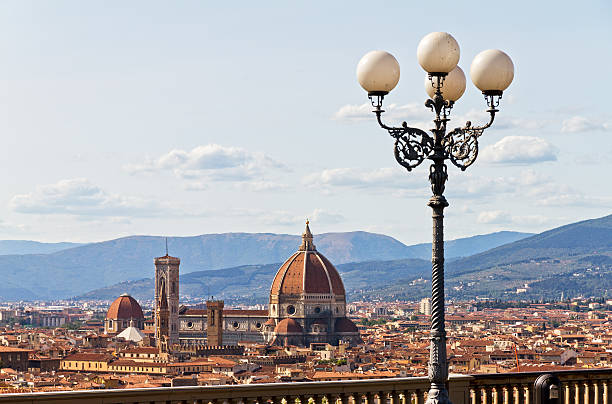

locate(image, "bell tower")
[[154, 253, 180, 346], [206, 299, 224, 346]]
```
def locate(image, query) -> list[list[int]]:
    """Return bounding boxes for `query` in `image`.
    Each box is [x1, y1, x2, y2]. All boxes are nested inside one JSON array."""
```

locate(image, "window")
[[287, 305, 296, 315], [233, 321, 239, 329], [314, 307, 321, 314]]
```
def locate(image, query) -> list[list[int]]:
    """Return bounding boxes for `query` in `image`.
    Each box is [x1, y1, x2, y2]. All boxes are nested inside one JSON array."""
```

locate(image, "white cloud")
[[493, 116, 550, 131], [303, 167, 420, 190], [183, 180, 288, 192], [126, 144, 286, 184], [0, 220, 29, 234], [10, 178, 166, 217], [480, 136, 558, 165], [451, 169, 549, 198], [477, 210, 511, 224], [235, 181, 288, 192], [477, 210, 550, 226], [561, 116, 610, 133], [236, 208, 345, 227], [309, 208, 345, 224], [535, 193, 612, 208], [333, 102, 430, 123]]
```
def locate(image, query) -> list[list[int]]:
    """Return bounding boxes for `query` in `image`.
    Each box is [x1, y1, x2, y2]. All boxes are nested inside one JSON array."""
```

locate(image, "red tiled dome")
[[274, 318, 303, 335], [270, 222, 345, 297], [106, 294, 144, 320], [335, 317, 359, 333]]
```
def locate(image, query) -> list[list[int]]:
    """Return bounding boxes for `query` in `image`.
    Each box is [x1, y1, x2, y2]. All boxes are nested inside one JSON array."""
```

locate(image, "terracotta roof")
[[106, 294, 145, 320], [270, 223, 346, 297], [62, 353, 112, 362], [274, 318, 303, 335], [335, 317, 359, 333], [0, 346, 30, 353]]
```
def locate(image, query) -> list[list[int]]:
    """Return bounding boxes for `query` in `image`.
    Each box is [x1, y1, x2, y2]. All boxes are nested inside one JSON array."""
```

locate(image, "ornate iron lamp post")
[[356, 32, 514, 404]]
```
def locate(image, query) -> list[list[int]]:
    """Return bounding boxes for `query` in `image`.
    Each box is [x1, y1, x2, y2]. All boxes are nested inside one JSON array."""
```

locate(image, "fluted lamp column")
[[356, 32, 514, 404]]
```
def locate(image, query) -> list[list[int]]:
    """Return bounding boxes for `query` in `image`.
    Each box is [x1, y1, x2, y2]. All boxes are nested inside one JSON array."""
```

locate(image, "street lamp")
[[356, 32, 513, 404]]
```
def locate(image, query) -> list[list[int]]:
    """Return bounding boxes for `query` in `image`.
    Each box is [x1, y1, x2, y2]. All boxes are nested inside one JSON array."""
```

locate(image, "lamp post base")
[[426, 385, 452, 404]]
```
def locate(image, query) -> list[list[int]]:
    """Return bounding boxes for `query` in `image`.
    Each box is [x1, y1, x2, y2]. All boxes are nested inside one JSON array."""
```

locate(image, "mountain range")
[[0, 229, 531, 300], [363, 214, 612, 301], [0, 240, 83, 255], [80, 214, 612, 303]]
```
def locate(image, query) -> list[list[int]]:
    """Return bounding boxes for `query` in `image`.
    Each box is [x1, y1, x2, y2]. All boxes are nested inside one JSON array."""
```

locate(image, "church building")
[[176, 222, 361, 347]]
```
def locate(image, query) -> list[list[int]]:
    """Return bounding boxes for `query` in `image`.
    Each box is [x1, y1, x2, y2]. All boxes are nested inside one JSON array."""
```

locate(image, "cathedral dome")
[[106, 294, 144, 320], [274, 318, 303, 335], [270, 222, 345, 297]]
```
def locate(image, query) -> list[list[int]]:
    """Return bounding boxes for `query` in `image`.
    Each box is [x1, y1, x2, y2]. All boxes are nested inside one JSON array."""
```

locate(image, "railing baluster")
[[492, 387, 499, 404], [524, 384, 531, 404], [503, 386, 510, 404], [391, 391, 401, 404], [585, 383, 591, 404], [576, 383, 582, 404], [482, 387, 489, 404], [595, 382, 600, 404], [563, 383, 570, 404], [513, 386, 520, 404], [604, 382, 609, 404]]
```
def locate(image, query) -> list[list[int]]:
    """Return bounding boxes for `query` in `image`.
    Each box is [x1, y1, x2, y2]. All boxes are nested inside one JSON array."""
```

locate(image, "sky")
[[0, 1, 610, 245]]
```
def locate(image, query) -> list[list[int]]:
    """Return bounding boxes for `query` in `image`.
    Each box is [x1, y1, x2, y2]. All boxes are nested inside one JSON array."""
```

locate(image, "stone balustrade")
[[1, 369, 611, 404]]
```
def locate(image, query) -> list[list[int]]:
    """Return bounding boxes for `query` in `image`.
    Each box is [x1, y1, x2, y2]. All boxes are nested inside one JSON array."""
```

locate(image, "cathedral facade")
[[156, 222, 361, 347]]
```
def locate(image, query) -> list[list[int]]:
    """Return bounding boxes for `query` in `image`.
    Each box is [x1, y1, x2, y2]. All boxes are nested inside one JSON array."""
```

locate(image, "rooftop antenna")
[[165, 237, 168, 256]]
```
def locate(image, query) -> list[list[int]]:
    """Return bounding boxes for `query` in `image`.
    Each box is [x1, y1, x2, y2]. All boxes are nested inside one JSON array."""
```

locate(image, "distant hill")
[[366, 214, 612, 301], [404, 231, 533, 260], [0, 240, 84, 255], [77, 258, 432, 303], [448, 214, 612, 275], [75, 214, 612, 303], [0, 229, 533, 301]]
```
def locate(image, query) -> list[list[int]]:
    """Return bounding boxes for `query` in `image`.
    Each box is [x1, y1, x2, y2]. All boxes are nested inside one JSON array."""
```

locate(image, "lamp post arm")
[[373, 108, 398, 132], [465, 107, 498, 132]]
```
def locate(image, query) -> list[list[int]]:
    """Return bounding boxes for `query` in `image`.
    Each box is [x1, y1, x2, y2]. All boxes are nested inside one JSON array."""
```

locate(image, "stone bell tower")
[[154, 252, 180, 346], [206, 299, 224, 346]]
